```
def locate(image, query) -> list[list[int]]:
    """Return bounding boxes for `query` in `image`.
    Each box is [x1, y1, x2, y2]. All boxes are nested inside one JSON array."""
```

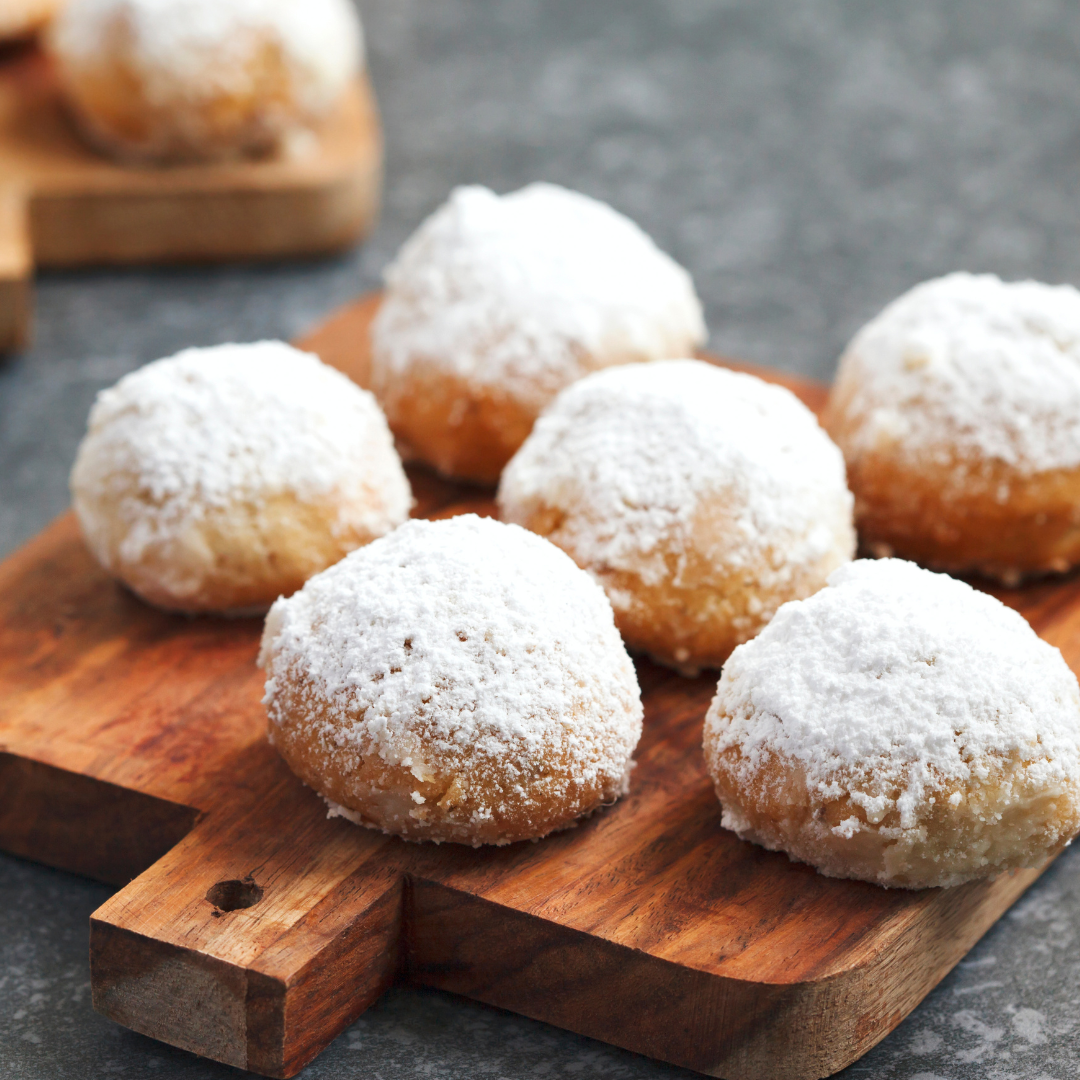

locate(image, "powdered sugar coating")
[[52, 0, 362, 118], [704, 558, 1080, 885], [499, 359, 854, 593], [371, 183, 706, 414], [833, 272, 1080, 473], [71, 341, 410, 585], [259, 515, 643, 844]]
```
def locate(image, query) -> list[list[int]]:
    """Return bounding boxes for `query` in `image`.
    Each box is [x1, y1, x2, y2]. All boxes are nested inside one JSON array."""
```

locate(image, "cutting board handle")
[[88, 759, 406, 1079], [0, 185, 32, 352]]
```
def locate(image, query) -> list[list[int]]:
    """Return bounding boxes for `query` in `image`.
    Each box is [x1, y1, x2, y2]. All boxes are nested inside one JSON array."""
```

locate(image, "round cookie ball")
[[259, 514, 643, 846], [49, 0, 363, 162], [370, 183, 706, 484], [1, 0, 59, 41], [498, 359, 856, 674], [704, 558, 1080, 889], [823, 272, 1080, 584], [70, 340, 411, 614]]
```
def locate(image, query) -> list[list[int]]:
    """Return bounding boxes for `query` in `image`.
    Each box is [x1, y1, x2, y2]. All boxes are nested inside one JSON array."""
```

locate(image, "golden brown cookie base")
[[377, 362, 537, 485], [706, 739, 1080, 889], [79, 490, 389, 614], [269, 678, 630, 846], [517, 495, 852, 674], [840, 448, 1080, 585]]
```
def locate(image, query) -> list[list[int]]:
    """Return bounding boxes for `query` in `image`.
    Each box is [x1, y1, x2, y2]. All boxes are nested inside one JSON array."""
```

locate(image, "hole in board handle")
[[206, 877, 264, 913]]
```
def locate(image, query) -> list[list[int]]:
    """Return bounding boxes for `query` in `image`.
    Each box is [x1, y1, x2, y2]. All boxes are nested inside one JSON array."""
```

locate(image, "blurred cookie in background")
[[48, 0, 364, 162]]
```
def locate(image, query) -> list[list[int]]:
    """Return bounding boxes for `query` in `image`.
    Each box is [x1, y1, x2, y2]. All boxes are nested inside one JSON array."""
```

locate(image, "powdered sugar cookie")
[[498, 359, 855, 674], [70, 340, 410, 614], [823, 273, 1080, 584], [49, 0, 363, 162], [704, 558, 1080, 889], [370, 183, 706, 484], [259, 515, 643, 846]]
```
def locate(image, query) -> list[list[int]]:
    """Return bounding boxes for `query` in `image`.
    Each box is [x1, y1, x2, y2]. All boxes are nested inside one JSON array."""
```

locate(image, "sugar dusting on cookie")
[[835, 272, 1080, 473], [259, 515, 643, 844], [710, 558, 1080, 814], [499, 359, 854, 590], [71, 341, 410, 569], [371, 183, 706, 413], [705, 557, 1080, 886]]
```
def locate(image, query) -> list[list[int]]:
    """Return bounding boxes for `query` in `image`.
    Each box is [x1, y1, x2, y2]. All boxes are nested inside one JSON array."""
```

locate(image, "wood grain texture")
[[0, 45, 382, 350], [0, 294, 1071, 1079]]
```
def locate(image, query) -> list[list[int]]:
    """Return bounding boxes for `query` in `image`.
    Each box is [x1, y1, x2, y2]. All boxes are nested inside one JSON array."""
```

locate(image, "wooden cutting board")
[[2, 294, 1078, 1080], [0, 44, 382, 352]]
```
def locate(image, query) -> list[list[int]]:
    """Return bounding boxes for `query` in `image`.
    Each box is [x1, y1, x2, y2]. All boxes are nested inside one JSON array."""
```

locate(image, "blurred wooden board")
[[0, 45, 382, 351], [1, 294, 1076, 1079]]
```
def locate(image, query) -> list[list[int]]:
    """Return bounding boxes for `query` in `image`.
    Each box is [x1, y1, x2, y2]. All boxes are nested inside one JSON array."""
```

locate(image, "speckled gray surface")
[[3, 1, 1080, 1077]]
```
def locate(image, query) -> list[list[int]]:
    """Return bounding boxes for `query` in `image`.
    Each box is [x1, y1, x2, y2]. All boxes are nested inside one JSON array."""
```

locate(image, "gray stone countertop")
[[4, 1, 1080, 1077]]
